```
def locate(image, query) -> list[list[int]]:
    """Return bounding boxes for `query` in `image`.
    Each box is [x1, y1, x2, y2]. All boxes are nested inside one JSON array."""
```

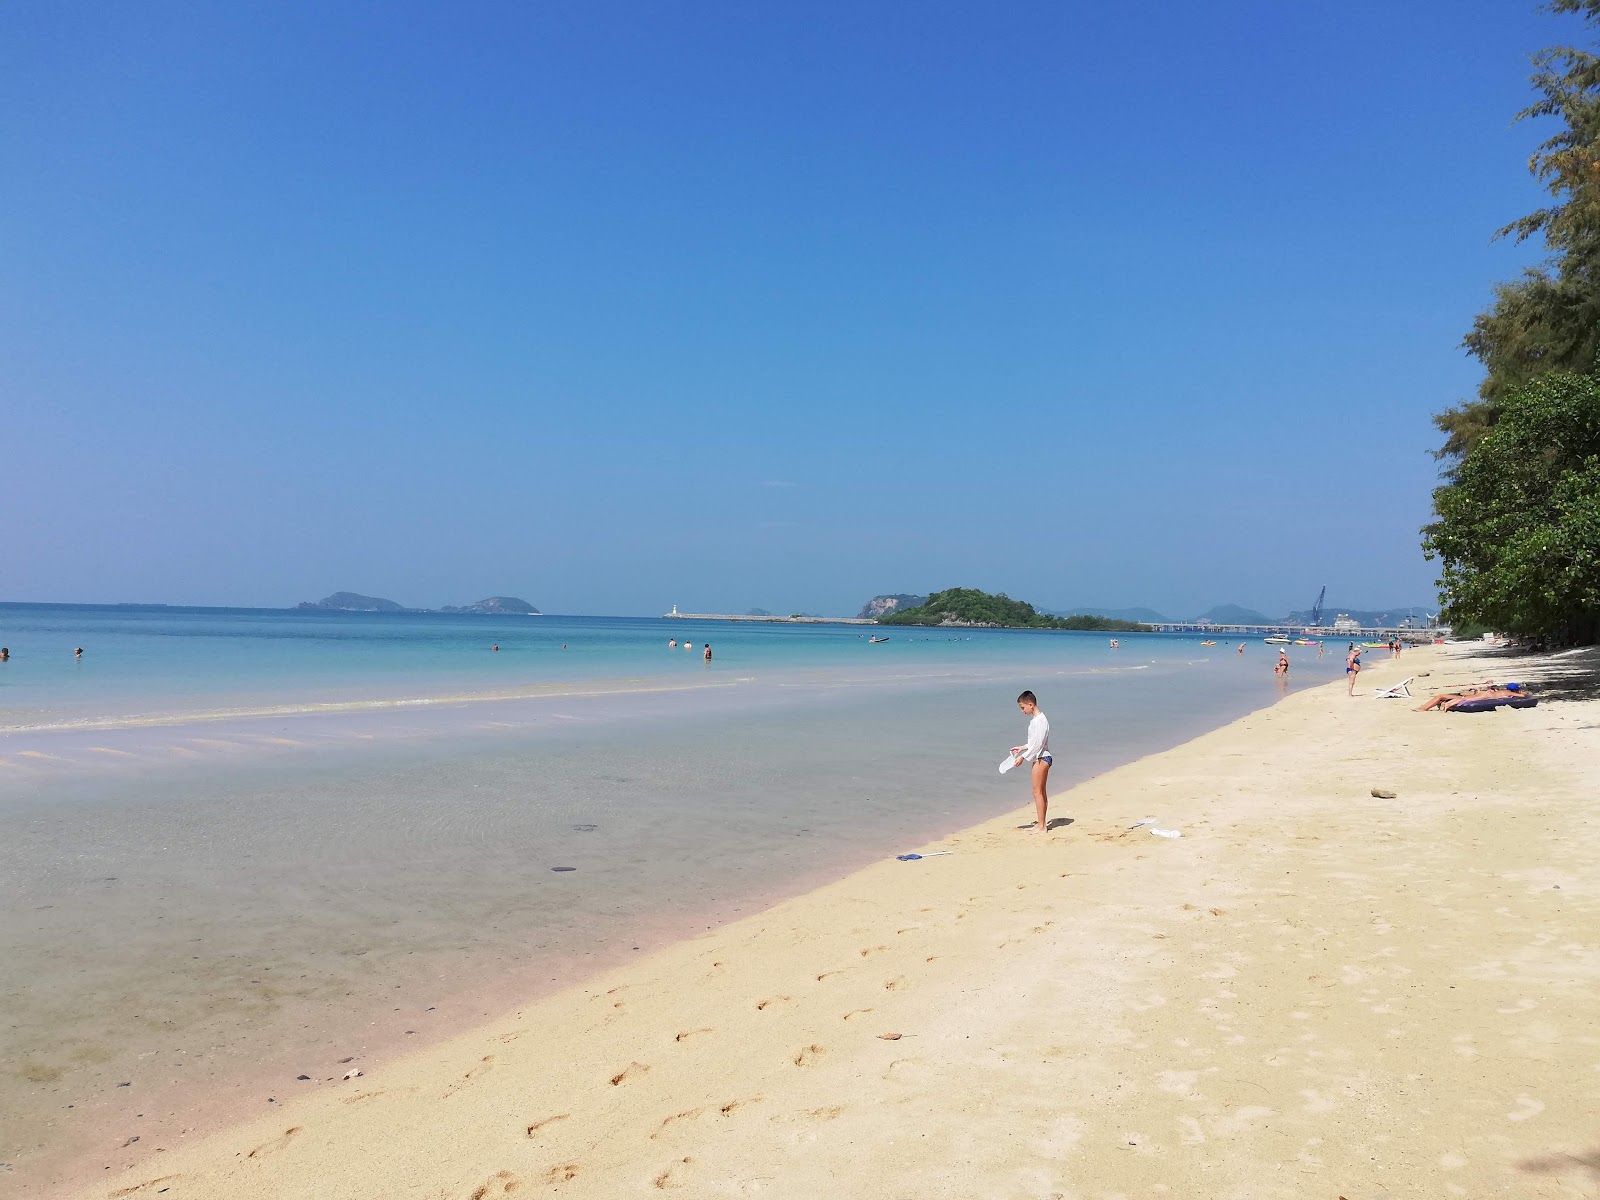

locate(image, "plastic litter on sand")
[[896, 852, 954, 861], [1149, 828, 1182, 839]]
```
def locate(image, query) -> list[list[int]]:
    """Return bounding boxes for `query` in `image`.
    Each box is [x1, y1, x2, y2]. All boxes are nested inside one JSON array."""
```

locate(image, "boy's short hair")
[[1016, 690, 1037, 704]]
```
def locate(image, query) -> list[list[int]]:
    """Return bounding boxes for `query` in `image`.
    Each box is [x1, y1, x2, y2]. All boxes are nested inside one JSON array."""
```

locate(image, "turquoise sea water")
[[0, 603, 1358, 1191], [0, 603, 1339, 731]]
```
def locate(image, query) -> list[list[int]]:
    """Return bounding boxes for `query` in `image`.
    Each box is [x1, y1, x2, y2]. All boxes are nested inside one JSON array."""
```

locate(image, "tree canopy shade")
[[877, 587, 1151, 632], [1439, 0, 1600, 461], [1423, 372, 1600, 643]]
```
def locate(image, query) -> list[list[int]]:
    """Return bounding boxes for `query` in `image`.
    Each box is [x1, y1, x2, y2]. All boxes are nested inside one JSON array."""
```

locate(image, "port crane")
[[1307, 585, 1326, 629]]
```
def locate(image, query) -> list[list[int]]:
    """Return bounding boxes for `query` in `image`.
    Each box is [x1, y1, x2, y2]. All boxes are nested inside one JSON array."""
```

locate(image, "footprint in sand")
[[526, 1114, 569, 1138], [842, 1009, 873, 1021], [247, 1126, 301, 1159], [110, 1178, 182, 1197], [611, 1062, 650, 1086], [443, 1055, 494, 1098], [883, 976, 906, 991], [806, 1106, 846, 1121], [1506, 1096, 1545, 1122], [469, 1170, 523, 1199], [539, 1164, 580, 1185], [793, 1045, 827, 1067], [720, 1097, 761, 1115], [859, 945, 886, 957], [653, 1157, 693, 1190], [755, 997, 791, 1011], [652, 1108, 705, 1139], [674, 1028, 712, 1042]]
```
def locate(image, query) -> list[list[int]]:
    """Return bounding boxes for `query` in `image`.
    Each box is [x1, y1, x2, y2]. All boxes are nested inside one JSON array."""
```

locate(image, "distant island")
[[297, 591, 406, 612], [877, 588, 1151, 632], [439, 596, 541, 615], [297, 592, 540, 615], [858, 594, 927, 619]]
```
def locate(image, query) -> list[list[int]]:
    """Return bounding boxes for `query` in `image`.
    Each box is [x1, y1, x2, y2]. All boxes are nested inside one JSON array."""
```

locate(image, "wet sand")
[[55, 644, 1600, 1199]]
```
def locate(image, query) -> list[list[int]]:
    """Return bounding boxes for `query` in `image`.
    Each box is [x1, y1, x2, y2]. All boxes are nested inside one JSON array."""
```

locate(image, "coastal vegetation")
[[297, 593, 541, 615], [1428, 0, 1600, 644], [877, 587, 1151, 631]]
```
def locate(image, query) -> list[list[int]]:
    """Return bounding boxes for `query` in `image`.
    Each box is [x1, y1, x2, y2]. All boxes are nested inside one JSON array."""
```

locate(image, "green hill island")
[[876, 587, 1151, 632]]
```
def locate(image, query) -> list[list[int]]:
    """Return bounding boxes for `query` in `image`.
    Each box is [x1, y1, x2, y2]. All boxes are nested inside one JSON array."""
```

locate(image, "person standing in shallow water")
[[1010, 690, 1052, 833], [703, 643, 712, 661]]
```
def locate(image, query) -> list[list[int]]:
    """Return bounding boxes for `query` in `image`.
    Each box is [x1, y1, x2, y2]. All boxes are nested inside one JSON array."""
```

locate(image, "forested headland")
[[876, 588, 1151, 631]]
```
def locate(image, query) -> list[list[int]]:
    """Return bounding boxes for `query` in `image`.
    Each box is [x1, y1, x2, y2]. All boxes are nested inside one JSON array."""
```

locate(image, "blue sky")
[[0, 1, 1573, 617]]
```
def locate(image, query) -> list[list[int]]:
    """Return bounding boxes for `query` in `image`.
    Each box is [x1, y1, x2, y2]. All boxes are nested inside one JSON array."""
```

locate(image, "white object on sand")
[[1126, 818, 1156, 830], [1149, 828, 1182, 839]]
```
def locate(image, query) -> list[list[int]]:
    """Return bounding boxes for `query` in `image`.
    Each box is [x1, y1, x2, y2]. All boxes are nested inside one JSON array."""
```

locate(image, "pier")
[[662, 612, 876, 625], [1146, 622, 1439, 642]]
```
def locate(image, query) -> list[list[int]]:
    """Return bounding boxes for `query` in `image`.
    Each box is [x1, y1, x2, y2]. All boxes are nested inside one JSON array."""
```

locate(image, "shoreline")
[[41, 644, 1600, 1198]]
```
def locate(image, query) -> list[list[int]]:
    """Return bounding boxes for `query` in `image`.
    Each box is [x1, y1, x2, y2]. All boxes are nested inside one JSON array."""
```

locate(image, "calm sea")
[[0, 603, 1354, 1191]]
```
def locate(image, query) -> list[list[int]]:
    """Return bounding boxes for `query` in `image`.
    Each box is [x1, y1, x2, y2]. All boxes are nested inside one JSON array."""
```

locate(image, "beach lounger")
[[1373, 677, 1414, 699]]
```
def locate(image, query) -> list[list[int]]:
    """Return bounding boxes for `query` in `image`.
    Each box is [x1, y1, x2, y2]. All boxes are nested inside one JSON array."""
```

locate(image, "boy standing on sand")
[[1010, 691, 1053, 833]]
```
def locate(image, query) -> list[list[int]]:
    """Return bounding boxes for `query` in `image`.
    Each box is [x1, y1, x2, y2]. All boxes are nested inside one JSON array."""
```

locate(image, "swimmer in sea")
[[703, 643, 712, 661], [491, 644, 499, 652], [75, 646, 83, 659], [669, 639, 677, 648], [1009, 690, 1053, 833], [0, 647, 8, 661], [1274, 649, 1289, 676], [1237, 643, 1245, 654]]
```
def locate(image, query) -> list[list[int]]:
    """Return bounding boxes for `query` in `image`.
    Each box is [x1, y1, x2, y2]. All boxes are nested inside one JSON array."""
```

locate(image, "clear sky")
[[1, 1, 1573, 617]]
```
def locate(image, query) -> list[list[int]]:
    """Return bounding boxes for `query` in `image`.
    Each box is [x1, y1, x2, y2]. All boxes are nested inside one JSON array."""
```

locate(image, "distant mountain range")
[[1034, 601, 1436, 625], [297, 592, 540, 615]]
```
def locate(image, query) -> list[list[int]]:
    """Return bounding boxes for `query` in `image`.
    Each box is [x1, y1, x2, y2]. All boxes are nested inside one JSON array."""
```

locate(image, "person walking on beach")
[[1346, 645, 1362, 695], [1010, 690, 1052, 833]]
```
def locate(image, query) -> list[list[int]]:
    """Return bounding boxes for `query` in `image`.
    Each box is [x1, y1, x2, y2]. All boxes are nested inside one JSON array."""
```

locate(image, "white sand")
[[67, 646, 1600, 1199]]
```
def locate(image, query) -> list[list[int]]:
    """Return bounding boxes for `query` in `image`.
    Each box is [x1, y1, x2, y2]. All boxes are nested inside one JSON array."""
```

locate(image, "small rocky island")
[[439, 597, 541, 615], [297, 591, 406, 612], [296, 592, 541, 614]]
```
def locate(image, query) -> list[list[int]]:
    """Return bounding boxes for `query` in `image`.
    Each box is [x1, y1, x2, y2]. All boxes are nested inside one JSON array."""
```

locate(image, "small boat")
[[1293, 639, 1319, 646], [1264, 636, 1291, 645], [868, 635, 890, 643], [1199, 640, 1217, 646]]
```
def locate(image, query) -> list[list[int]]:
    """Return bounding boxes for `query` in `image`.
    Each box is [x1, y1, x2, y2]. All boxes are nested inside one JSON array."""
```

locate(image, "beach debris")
[[342, 1069, 363, 1080], [1149, 828, 1182, 839], [1371, 789, 1397, 799], [296, 1074, 311, 1081], [551, 866, 577, 873], [572, 824, 597, 832], [876, 1033, 903, 1040], [1126, 818, 1156, 830], [337, 1056, 354, 1063], [896, 852, 953, 861], [117, 1081, 131, 1087]]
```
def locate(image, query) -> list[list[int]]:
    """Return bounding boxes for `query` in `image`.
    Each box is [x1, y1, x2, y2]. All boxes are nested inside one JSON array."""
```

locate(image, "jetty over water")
[[662, 612, 876, 625], [1147, 622, 1438, 641]]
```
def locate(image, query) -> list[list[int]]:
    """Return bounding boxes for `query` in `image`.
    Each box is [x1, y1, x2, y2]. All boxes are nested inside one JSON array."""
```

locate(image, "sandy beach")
[[60, 645, 1600, 1199]]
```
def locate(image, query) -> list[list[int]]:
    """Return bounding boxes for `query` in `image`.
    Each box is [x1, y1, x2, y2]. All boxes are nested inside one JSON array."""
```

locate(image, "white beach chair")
[[1372, 677, 1414, 699]]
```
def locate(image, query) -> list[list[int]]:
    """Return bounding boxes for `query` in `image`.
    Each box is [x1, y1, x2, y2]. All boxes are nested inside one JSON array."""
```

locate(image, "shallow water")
[[0, 606, 1354, 1191]]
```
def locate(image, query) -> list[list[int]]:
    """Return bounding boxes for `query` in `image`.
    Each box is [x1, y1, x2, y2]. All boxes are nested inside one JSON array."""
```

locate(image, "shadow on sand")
[[1460, 644, 1600, 703]]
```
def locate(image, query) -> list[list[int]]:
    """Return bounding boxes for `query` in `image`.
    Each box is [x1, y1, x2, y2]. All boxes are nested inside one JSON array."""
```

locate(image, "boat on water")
[[1200, 640, 1217, 646], [1293, 639, 1320, 646], [1264, 636, 1292, 645], [868, 635, 890, 643]]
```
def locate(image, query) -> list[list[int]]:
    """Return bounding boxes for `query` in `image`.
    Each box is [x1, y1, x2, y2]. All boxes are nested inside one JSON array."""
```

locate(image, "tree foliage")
[[1440, 0, 1600, 460], [1423, 372, 1600, 642], [877, 587, 1150, 632]]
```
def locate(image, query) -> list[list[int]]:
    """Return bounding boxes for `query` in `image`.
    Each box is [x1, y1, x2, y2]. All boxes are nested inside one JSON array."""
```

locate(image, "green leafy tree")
[[1440, 0, 1600, 460], [1423, 372, 1600, 642]]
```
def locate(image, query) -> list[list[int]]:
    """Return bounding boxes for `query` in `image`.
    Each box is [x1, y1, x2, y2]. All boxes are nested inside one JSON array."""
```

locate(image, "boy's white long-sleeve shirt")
[[1021, 711, 1051, 761]]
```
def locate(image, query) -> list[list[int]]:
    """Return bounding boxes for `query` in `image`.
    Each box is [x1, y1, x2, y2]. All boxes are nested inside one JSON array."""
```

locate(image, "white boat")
[[1264, 636, 1291, 645]]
